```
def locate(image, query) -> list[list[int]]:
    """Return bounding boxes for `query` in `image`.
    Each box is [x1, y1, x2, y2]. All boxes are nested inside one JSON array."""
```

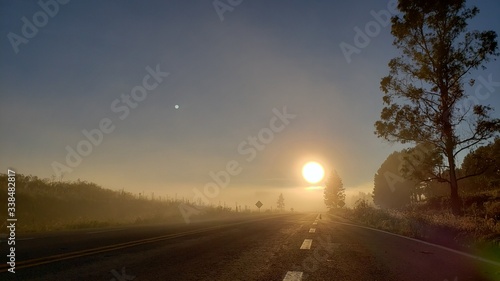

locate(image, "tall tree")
[[277, 193, 285, 212], [324, 170, 345, 209], [374, 0, 499, 215]]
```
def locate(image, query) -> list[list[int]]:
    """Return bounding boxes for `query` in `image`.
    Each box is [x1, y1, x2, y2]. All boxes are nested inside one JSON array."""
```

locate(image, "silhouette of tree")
[[277, 193, 285, 212], [375, 0, 499, 215], [461, 137, 500, 193], [373, 151, 418, 208], [399, 143, 443, 182], [324, 170, 345, 209]]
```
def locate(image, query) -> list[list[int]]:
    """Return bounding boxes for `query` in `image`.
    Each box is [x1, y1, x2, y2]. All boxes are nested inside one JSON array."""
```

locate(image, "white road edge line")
[[18, 237, 34, 241], [283, 271, 303, 281], [300, 239, 312, 249], [87, 228, 126, 234], [332, 219, 500, 267], [309, 228, 316, 233]]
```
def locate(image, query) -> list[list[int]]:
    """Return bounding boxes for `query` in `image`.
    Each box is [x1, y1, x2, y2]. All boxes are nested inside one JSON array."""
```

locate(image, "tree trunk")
[[446, 148, 462, 216], [441, 86, 462, 216]]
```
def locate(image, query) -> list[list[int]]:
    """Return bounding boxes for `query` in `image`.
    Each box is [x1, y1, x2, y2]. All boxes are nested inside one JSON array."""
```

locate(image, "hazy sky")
[[1, 0, 499, 211]]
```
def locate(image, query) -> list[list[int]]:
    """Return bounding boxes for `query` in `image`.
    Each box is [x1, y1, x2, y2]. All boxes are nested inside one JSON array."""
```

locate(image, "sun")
[[302, 162, 325, 184]]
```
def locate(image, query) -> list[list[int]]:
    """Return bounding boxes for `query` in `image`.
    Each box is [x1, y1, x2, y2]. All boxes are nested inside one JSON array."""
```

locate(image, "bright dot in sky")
[[174, 104, 179, 109], [302, 162, 325, 184]]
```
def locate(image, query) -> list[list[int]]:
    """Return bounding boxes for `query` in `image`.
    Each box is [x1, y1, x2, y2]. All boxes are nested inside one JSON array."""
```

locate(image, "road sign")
[[255, 201, 263, 209]]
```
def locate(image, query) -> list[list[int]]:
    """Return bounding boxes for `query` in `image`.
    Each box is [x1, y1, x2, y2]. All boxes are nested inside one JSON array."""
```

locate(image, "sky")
[[1, 0, 499, 211]]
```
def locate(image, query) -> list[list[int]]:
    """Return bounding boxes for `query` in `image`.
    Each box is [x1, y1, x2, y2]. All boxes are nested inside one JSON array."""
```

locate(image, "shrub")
[[485, 201, 500, 220]]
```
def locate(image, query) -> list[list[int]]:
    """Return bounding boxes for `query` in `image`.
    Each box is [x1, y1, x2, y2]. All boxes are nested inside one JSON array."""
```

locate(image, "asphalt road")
[[1, 213, 500, 280]]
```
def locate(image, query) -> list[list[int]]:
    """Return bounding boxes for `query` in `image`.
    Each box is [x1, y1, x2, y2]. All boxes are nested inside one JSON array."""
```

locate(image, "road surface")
[[1, 213, 499, 280]]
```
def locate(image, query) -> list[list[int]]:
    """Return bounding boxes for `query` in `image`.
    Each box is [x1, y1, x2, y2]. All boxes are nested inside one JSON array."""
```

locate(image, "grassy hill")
[[0, 174, 245, 233]]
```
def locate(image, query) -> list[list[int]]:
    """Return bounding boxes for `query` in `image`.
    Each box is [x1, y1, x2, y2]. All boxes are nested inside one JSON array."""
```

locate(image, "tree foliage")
[[399, 143, 443, 182], [277, 193, 285, 212], [324, 170, 345, 209], [461, 138, 500, 193], [373, 151, 419, 208], [374, 0, 499, 215]]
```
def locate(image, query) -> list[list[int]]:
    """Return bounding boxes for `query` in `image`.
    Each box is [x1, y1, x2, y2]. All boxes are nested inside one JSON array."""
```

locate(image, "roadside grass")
[[335, 198, 500, 254], [0, 174, 257, 233]]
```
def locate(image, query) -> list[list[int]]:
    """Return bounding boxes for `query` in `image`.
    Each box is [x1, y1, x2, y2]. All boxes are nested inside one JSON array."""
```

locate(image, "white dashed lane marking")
[[283, 217, 320, 280], [283, 271, 303, 281], [300, 239, 312, 249]]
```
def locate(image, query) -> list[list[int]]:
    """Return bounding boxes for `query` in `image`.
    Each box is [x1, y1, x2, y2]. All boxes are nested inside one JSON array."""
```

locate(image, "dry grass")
[[340, 199, 500, 250]]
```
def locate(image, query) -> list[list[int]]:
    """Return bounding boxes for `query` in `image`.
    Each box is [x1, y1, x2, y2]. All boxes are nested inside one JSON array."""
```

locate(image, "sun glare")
[[305, 186, 323, 191], [302, 162, 325, 184]]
